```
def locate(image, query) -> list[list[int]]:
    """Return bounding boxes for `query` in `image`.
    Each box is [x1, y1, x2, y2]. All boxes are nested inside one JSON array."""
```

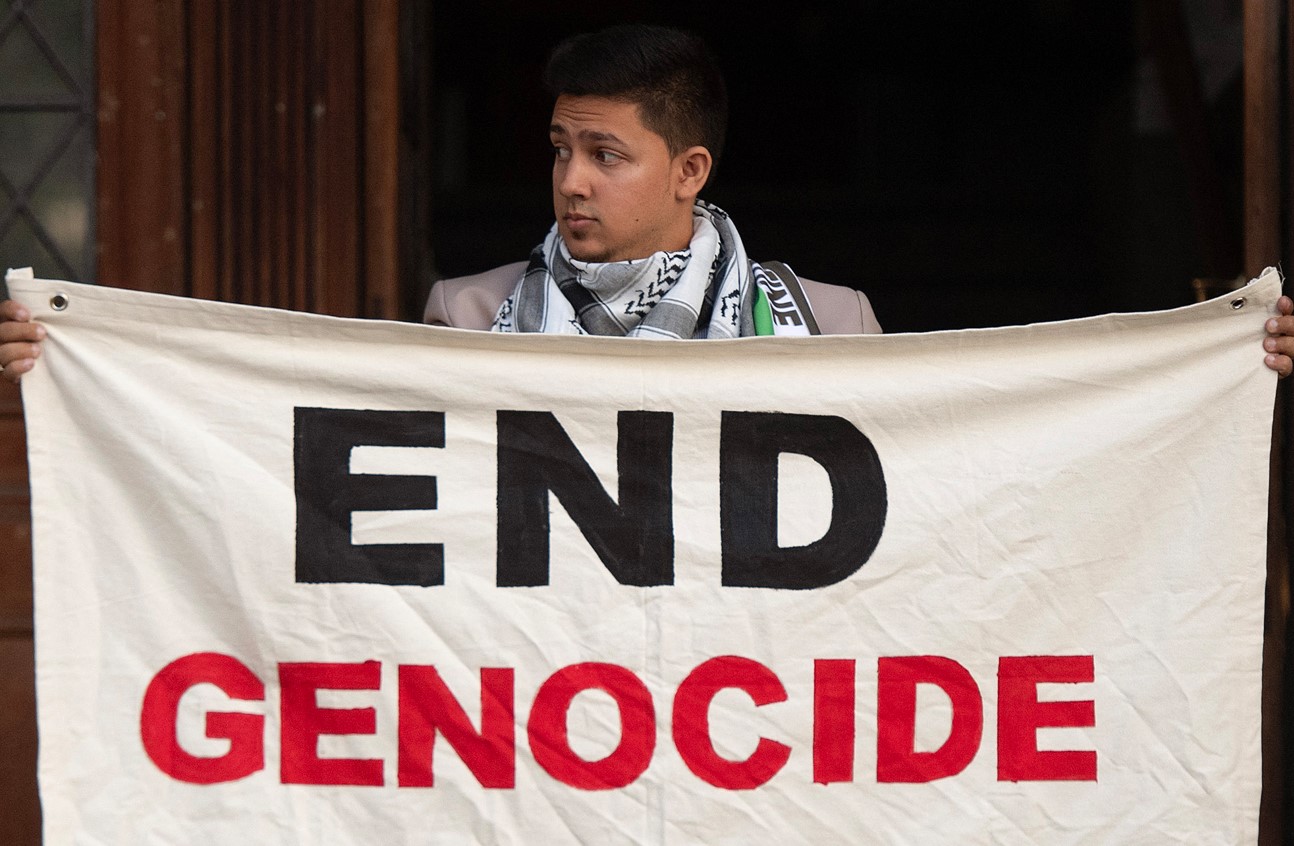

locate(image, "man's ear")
[[675, 146, 713, 200]]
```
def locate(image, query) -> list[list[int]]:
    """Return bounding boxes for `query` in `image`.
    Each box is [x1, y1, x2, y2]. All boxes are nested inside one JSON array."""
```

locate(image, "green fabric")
[[753, 285, 773, 336]]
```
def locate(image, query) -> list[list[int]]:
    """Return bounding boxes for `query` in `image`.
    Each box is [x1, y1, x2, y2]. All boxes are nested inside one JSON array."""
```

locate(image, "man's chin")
[[561, 236, 611, 263]]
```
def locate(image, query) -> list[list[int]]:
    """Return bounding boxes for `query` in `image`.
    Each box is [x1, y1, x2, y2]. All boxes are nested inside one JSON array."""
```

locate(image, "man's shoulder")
[[423, 262, 526, 330], [423, 260, 881, 335], [797, 276, 883, 335]]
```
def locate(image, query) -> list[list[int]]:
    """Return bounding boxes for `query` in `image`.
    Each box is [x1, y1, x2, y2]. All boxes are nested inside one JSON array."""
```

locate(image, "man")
[[0, 23, 1289, 375], [422, 24, 880, 337], [1, 25, 875, 377]]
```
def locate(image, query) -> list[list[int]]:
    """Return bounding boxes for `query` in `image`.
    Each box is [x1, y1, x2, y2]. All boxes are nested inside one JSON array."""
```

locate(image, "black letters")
[[764, 281, 803, 326], [720, 411, 886, 589], [293, 407, 886, 590], [295, 408, 445, 586], [496, 411, 674, 587]]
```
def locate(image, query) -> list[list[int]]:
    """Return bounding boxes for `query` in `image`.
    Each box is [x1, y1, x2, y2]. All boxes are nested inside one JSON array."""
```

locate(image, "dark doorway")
[[405, 0, 1243, 333]]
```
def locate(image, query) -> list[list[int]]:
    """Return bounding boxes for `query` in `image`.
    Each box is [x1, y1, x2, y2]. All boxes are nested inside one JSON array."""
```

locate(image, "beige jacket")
[[423, 262, 882, 335]]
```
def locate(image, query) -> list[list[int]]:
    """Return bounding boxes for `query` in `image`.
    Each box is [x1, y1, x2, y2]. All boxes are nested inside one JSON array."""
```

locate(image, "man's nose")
[[556, 155, 590, 200]]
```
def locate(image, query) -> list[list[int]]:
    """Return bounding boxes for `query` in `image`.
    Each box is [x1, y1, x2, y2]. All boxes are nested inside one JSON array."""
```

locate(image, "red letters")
[[398, 666, 515, 788], [139, 652, 1097, 790], [280, 661, 383, 786], [527, 662, 656, 789], [997, 655, 1096, 781], [673, 656, 791, 789], [140, 652, 265, 784], [876, 656, 983, 783], [813, 659, 856, 784]]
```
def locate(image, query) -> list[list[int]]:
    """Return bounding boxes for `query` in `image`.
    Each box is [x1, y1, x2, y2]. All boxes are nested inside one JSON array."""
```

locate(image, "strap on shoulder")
[[756, 260, 821, 335]]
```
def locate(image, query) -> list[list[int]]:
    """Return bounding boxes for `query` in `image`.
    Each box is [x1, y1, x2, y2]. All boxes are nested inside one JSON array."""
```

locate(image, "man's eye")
[[553, 146, 571, 160], [595, 150, 622, 164]]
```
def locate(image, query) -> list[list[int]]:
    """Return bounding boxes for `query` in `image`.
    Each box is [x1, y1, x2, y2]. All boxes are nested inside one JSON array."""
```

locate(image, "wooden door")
[[0, 1, 399, 841]]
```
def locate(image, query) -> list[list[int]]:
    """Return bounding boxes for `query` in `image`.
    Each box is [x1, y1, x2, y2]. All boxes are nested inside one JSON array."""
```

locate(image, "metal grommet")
[[50, 293, 69, 311], [1230, 297, 1245, 310]]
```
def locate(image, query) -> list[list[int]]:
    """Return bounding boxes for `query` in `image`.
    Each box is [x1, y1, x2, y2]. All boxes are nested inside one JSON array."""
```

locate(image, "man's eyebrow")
[[548, 125, 627, 145]]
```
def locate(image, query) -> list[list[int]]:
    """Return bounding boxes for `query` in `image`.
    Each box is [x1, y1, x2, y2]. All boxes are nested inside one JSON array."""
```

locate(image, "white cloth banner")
[[10, 269, 1281, 845]]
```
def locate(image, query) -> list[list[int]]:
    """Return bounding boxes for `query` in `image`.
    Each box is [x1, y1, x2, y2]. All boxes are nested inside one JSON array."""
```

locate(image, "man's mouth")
[[564, 212, 596, 232]]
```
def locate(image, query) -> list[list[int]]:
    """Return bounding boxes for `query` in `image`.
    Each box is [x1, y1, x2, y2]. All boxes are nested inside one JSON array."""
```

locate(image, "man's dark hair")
[[543, 24, 729, 169]]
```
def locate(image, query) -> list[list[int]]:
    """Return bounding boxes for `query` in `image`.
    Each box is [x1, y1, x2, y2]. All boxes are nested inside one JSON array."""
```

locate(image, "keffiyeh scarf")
[[492, 201, 809, 338]]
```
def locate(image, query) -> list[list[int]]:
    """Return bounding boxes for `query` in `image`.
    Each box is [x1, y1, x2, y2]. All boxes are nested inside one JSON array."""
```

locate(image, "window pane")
[[0, 113, 77, 186], [26, 0, 89, 81], [0, 0, 94, 284], [0, 14, 78, 101], [29, 116, 91, 278], [0, 216, 70, 279]]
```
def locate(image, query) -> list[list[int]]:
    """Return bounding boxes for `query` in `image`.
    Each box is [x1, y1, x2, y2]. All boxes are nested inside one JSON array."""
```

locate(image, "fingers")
[[0, 299, 44, 383], [1265, 353, 1293, 379], [0, 339, 42, 382], [0, 298, 31, 322], [0, 317, 45, 344], [1266, 308, 1294, 378], [0, 356, 37, 383]]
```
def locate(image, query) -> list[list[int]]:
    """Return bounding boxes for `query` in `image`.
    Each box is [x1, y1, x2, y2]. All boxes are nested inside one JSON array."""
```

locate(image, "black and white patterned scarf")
[[492, 201, 755, 339]]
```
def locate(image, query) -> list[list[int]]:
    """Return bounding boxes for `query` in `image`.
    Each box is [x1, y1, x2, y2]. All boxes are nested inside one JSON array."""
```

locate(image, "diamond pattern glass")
[[0, 0, 94, 283]]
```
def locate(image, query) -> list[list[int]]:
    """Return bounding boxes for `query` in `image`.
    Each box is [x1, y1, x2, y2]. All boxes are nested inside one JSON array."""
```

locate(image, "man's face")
[[550, 94, 695, 263]]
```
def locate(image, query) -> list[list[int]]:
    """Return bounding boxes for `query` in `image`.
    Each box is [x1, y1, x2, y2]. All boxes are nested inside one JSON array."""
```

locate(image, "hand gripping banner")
[[9, 268, 1281, 844]]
